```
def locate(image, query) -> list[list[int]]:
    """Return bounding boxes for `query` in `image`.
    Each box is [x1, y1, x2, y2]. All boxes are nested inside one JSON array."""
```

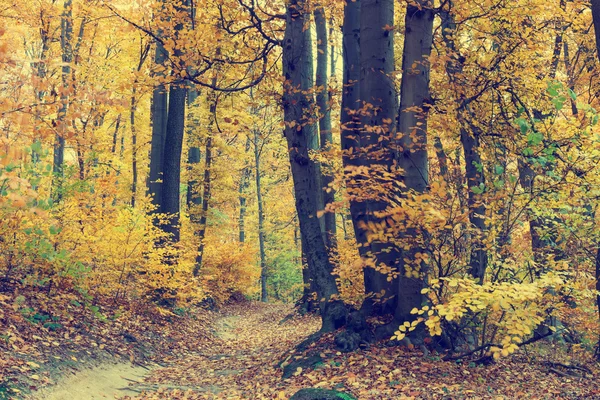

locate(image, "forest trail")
[[31, 363, 151, 400], [30, 303, 320, 400], [25, 302, 600, 399], [124, 303, 321, 399]]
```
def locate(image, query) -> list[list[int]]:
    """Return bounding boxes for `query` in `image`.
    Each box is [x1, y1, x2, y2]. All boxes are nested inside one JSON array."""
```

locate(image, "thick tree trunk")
[[161, 5, 188, 242], [394, 0, 434, 323], [161, 82, 187, 242], [254, 129, 268, 302], [355, 0, 399, 315], [283, 0, 346, 332], [148, 30, 169, 214], [340, 0, 360, 168], [52, 0, 74, 202], [315, 7, 337, 251]]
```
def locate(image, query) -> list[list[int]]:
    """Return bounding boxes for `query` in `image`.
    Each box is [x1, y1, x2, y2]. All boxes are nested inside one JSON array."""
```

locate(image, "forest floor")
[[3, 294, 600, 399]]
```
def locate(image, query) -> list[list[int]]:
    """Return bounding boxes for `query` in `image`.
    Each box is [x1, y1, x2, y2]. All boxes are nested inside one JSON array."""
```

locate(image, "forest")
[[2, 0, 600, 398]]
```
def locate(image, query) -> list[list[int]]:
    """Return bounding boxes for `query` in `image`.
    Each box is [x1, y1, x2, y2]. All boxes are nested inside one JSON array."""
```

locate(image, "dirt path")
[[130, 303, 320, 399], [28, 303, 319, 400], [30, 363, 151, 400]]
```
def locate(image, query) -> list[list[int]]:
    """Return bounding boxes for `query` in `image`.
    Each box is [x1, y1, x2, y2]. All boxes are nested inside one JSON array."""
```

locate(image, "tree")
[[440, 1, 487, 283], [282, 0, 346, 332], [353, 0, 399, 315], [52, 0, 74, 202], [148, 3, 169, 216], [253, 126, 268, 302], [315, 6, 337, 251]]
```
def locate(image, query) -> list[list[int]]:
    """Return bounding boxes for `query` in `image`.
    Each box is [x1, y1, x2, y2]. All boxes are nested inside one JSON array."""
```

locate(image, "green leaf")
[[471, 183, 485, 194], [527, 131, 543, 146], [515, 118, 530, 134]]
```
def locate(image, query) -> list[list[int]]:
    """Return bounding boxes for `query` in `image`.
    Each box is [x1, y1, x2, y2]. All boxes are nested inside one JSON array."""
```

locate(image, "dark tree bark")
[[340, 0, 360, 168], [355, 0, 399, 315], [315, 7, 337, 251], [283, 0, 346, 332], [394, 0, 434, 323], [186, 88, 202, 210], [148, 5, 169, 215], [160, 4, 188, 242], [161, 83, 187, 241]]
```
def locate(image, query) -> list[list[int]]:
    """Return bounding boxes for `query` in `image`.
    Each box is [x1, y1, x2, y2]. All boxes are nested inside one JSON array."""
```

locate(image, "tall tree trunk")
[[441, 2, 487, 283], [186, 88, 201, 210], [193, 89, 216, 276], [355, 0, 399, 315], [52, 0, 74, 202], [394, 0, 434, 323], [254, 129, 268, 302], [160, 5, 188, 242], [315, 7, 337, 251], [238, 136, 251, 243], [161, 84, 187, 241], [148, 7, 169, 214], [340, 0, 361, 253], [283, 0, 346, 332], [130, 90, 138, 207]]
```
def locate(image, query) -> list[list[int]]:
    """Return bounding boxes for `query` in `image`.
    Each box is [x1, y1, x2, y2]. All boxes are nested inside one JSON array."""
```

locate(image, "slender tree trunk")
[[516, 0, 566, 274], [111, 115, 121, 155], [52, 0, 74, 202], [394, 0, 434, 323], [283, 0, 346, 332], [441, 3, 487, 283], [130, 90, 138, 207], [433, 137, 449, 180], [238, 136, 251, 242], [254, 129, 268, 302], [186, 88, 202, 210], [193, 89, 216, 276], [315, 7, 337, 251]]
